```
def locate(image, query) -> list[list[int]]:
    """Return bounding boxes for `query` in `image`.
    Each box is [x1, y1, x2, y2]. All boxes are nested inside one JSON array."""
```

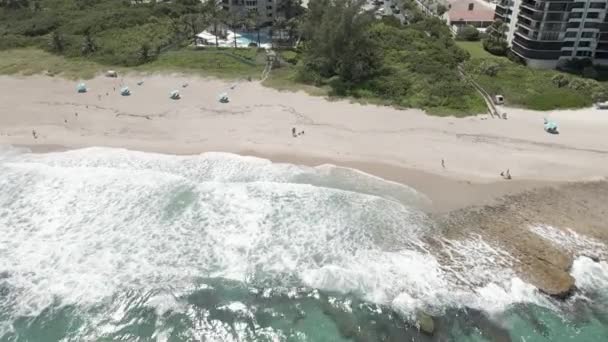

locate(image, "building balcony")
[[513, 33, 563, 49], [518, 10, 544, 22], [512, 41, 562, 60]]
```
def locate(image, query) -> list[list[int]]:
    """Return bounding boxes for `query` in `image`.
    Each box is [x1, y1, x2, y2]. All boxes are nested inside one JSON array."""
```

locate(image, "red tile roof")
[[447, 0, 495, 23]]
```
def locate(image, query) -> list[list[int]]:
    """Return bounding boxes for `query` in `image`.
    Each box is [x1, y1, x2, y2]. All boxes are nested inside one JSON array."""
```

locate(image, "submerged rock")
[[416, 311, 434, 335]]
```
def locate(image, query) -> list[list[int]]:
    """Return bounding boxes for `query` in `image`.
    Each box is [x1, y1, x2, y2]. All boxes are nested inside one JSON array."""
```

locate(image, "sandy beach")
[[1, 73, 607, 297], [1, 73, 607, 209], [1, 74, 607, 182]]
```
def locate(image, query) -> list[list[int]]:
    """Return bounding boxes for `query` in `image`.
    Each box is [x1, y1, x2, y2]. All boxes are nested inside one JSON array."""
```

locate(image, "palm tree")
[[277, 0, 304, 20], [246, 10, 263, 47], [273, 17, 286, 42], [202, 0, 226, 47], [180, 2, 209, 46]]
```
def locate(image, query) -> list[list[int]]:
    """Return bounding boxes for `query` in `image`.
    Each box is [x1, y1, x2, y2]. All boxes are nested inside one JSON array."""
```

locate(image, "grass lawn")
[[458, 41, 601, 110], [0, 47, 265, 80], [0, 48, 108, 80], [262, 67, 329, 97], [137, 48, 265, 79], [456, 41, 498, 60]]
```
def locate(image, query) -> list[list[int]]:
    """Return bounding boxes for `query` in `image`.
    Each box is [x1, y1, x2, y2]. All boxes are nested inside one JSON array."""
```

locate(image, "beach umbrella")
[[170, 90, 181, 100], [218, 92, 229, 103], [120, 86, 131, 96], [543, 118, 559, 134], [76, 83, 87, 93]]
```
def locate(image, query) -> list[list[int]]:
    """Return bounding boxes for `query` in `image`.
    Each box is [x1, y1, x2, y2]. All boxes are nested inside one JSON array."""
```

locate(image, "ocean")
[[0, 146, 606, 341]]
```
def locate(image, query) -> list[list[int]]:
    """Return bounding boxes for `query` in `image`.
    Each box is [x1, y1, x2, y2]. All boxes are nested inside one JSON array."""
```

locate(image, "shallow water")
[[0, 146, 606, 341]]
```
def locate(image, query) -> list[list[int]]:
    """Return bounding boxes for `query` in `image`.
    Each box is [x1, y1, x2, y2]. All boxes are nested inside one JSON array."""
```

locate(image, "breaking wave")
[[0, 147, 606, 340]]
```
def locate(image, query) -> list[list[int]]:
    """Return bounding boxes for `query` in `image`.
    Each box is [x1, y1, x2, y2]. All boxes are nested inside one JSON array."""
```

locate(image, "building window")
[[582, 31, 596, 38], [561, 50, 572, 56], [590, 2, 607, 9], [548, 3, 566, 11], [541, 31, 560, 41], [569, 12, 583, 19], [267, 5, 272, 9], [567, 22, 581, 29], [587, 12, 600, 19], [570, 2, 585, 9], [544, 23, 561, 31], [563, 41, 575, 47], [576, 50, 592, 57], [546, 13, 563, 21], [579, 41, 591, 47], [596, 52, 608, 58], [245, 0, 257, 6], [468, 3, 474, 11], [565, 31, 577, 38], [584, 22, 599, 29]]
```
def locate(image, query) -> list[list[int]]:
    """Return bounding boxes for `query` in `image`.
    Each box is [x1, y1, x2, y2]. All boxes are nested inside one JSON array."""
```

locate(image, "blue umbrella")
[[218, 92, 229, 103], [76, 83, 87, 93], [544, 118, 559, 134], [170, 90, 180, 100]]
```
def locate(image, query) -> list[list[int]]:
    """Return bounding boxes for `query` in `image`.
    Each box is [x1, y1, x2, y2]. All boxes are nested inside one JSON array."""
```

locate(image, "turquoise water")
[[0, 146, 606, 341], [237, 31, 272, 47]]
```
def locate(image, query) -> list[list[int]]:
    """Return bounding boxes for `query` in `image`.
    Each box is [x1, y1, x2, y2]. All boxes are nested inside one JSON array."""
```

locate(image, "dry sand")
[[1, 74, 607, 183], [1, 73, 607, 296]]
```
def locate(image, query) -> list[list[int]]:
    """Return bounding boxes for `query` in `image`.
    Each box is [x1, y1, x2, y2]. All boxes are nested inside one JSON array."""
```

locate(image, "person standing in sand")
[[292, 127, 296, 137], [441, 159, 445, 169]]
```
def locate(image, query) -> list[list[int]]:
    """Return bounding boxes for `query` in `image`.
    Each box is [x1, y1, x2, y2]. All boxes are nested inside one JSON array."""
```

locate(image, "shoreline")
[[15, 142, 554, 213], [2, 73, 608, 297], [7, 142, 608, 300]]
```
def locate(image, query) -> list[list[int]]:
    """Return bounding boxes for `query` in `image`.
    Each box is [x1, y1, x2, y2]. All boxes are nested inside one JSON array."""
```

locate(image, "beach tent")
[[76, 83, 87, 93], [170, 90, 181, 100], [544, 118, 559, 134], [218, 92, 229, 103], [120, 86, 131, 96]]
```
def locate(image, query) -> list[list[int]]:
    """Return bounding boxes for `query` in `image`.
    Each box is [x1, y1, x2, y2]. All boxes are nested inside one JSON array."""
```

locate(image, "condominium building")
[[221, 0, 280, 23], [495, 0, 608, 68]]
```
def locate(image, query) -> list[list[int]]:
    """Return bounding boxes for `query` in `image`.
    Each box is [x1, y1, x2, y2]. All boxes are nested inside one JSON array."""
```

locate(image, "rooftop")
[[447, 0, 496, 22]]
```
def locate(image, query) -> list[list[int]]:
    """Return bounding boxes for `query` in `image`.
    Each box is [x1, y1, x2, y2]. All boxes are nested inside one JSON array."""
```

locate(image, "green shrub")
[[552, 74, 570, 88], [457, 26, 480, 41], [582, 66, 598, 79], [482, 38, 508, 56], [478, 60, 500, 77], [568, 79, 586, 90]]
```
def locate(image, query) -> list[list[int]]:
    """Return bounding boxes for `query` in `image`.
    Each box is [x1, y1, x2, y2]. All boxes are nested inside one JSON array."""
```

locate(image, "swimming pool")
[[237, 31, 272, 47]]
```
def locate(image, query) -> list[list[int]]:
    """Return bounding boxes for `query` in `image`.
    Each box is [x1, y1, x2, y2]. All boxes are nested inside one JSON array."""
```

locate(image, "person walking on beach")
[[292, 127, 296, 137], [441, 159, 445, 169]]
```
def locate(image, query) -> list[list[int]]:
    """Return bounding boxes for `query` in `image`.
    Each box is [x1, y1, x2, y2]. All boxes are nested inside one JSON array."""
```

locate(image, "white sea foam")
[[571, 257, 608, 292], [530, 224, 608, 260], [0, 146, 563, 337], [530, 225, 608, 299]]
